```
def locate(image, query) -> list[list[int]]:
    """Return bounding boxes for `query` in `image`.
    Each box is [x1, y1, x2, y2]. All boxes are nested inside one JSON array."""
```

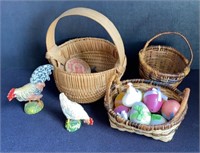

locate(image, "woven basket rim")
[[139, 45, 190, 77], [53, 37, 125, 75], [54, 37, 120, 75], [105, 79, 189, 131], [58, 37, 116, 49]]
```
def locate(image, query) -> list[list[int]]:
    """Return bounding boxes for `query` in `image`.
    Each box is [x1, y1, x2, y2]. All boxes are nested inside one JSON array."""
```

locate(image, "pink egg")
[[161, 100, 180, 120], [143, 88, 163, 113]]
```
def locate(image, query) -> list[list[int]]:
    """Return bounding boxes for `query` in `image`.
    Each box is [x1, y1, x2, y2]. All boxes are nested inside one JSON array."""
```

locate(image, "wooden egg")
[[161, 100, 180, 120]]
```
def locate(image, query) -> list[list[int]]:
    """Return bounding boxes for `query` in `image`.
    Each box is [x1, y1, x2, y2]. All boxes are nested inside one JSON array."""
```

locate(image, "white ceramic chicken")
[[59, 93, 94, 125], [122, 82, 142, 107]]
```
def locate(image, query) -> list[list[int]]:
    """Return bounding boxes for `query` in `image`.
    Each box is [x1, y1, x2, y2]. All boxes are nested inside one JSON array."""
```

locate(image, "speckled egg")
[[161, 100, 180, 120], [150, 114, 167, 125], [143, 88, 164, 113], [114, 92, 125, 108], [129, 102, 151, 125]]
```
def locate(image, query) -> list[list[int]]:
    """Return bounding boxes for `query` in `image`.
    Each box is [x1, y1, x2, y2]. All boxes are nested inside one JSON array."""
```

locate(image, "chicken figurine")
[[7, 64, 54, 114], [59, 93, 94, 132], [122, 82, 142, 107]]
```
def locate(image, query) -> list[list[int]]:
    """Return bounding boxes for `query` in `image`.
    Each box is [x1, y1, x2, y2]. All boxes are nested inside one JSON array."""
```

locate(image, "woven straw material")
[[46, 8, 126, 103], [104, 77, 190, 142], [139, 32, 193, 88]]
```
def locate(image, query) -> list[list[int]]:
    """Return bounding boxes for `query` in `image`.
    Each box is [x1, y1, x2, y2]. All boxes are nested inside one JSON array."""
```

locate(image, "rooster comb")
[[7, 88, 15, 99]]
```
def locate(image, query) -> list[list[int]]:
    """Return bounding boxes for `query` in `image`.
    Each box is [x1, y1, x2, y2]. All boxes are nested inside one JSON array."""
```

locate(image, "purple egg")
[[114, 105, 129, 114]]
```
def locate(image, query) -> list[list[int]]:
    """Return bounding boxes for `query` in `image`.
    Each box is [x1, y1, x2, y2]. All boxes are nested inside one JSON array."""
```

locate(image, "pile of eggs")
[[114, 83, 181, 125]]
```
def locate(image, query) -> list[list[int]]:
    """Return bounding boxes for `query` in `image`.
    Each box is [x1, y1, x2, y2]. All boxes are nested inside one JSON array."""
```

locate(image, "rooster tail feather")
[[30, 64, 54, 84]]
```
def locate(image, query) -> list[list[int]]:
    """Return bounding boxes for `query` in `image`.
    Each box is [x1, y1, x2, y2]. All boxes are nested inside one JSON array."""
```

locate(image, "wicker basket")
[[139, 32, 193, 88], [45, 7, 126, 103], [104, 75, 190, 142]]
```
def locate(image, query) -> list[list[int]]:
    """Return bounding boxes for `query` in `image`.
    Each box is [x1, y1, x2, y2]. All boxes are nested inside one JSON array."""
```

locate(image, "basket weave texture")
[[45, 8, 127, 103], [139, 32, 193, 88], [104, 76, 190, 142]]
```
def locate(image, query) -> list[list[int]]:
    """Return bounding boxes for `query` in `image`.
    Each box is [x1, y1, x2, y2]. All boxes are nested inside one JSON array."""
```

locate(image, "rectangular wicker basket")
[[104, 75, 190, 142]]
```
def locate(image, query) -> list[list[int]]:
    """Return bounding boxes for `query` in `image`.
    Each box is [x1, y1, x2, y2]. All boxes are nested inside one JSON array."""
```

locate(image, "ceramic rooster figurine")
[[59, 93, 94, 132], [122, 82, 142, 107], [7, 64, 54, 114]]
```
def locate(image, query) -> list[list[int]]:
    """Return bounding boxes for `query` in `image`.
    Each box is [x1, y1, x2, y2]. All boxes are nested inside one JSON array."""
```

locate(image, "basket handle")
[[143, 32, 193, 67], [46, 7, 126, 70], [104, 74, 121, 110], [172, 88, 190, 121]]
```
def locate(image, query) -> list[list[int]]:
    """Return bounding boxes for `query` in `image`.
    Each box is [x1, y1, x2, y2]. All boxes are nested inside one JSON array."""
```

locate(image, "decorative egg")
[[114, 105, 129, 120], [24, 100, 44, 115], [150, 114, 167, 125], [114, 92, 125, 108], [122, 83, 142, 107], [161, 100, 180, 120], [143, 88, 165, 113], [65, 58, 91, 73], [129, 102, 151, 125]]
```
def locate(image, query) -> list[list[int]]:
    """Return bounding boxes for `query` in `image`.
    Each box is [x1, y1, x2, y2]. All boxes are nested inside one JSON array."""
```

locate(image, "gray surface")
[[1, 1, 199, 70]]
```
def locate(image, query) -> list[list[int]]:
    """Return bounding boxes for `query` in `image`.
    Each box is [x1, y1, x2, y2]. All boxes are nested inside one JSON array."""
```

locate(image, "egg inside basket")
[[104, 77, 190, 142]]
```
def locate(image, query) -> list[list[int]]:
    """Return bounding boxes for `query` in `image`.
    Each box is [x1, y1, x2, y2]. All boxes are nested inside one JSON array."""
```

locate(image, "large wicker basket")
[[104, 75, 190, 142], [45, 7, 126, 103], [139, 32, 193, 88]]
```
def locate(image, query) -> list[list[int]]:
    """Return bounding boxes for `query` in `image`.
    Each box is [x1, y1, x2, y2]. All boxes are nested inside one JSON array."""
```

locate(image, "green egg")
[[24, 100, 44, 115]]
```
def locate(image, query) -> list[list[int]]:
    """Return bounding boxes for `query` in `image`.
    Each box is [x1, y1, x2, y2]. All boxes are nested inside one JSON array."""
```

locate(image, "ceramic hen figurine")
[[7, 64, 54, 114], [122, 82, 142, 107], [59, 93, 94, 132]]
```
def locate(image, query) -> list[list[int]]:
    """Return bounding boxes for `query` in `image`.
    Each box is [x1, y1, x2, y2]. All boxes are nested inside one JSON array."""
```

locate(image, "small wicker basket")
[[46, 7, 126, 103], [104, 75, 190, 142], [139, 32, 193, 88]]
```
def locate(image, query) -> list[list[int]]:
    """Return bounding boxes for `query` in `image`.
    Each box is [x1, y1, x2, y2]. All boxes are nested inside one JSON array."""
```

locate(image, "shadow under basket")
[[139, 32, 193, 88], [45, 7, 126, 103], [104, 77, 190, 142]]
